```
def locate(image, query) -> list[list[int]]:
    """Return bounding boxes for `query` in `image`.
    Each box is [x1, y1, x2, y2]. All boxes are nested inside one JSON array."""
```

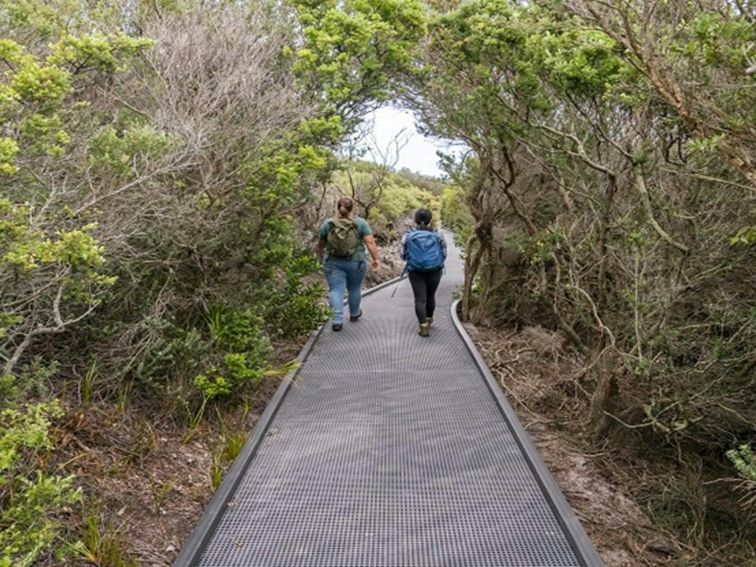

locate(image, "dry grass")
[[51, 360, 295, 566]]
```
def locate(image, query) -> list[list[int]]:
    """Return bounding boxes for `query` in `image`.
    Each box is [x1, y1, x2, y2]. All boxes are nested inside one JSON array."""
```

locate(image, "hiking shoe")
[[418, 321, 431, 337], [349, 310, 362, 322], [427, 317, 433, 328], [332, 323, 343, 332]]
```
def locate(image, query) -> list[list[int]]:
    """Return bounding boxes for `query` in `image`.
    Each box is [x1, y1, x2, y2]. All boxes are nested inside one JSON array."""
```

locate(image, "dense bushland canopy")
[[0, 0, 426, 563], [417, 0, 755, 555], [1, 0, 754, 563]]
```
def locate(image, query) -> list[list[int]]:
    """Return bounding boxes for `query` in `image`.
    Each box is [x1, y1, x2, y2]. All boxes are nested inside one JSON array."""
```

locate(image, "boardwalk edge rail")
[[450, 299, 604, 567], [173, 274, 407, 566]]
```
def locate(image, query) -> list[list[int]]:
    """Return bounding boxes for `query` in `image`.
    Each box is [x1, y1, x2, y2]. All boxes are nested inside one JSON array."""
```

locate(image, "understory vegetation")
[[1, 0, 753, 564]]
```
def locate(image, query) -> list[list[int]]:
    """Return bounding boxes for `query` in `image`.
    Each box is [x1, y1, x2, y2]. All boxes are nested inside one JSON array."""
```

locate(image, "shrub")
[[440, 185, 473, 245], [0, 397, 80, 566], [194, 309, 274, 401]]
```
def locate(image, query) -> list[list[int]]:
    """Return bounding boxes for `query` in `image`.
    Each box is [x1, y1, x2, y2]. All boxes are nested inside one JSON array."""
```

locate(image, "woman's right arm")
[[364, 234, 380, 270]]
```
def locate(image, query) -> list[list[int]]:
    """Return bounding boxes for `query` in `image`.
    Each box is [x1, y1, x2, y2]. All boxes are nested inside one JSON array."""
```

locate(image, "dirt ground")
[[463, 323, 696, 567], [56, 372, 287, 566]]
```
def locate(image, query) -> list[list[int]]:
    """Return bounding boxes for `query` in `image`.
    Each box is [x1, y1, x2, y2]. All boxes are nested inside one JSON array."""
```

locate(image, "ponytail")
[[337, 196, 354, 219]]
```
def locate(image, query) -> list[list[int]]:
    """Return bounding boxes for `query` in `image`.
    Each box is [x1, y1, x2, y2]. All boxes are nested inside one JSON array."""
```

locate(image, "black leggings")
[[408, 269, 443, 323]]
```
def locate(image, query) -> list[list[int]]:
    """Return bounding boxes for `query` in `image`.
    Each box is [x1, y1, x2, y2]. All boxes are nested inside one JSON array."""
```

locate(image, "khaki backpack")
[[327, 218, 359, 258]]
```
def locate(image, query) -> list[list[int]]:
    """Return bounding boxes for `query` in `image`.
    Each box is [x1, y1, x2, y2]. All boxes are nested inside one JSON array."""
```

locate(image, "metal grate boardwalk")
[[176, 233, 602, 567]]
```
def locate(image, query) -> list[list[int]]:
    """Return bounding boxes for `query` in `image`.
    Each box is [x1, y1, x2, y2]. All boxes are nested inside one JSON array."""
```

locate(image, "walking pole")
[[390, 278, 401, 298], [391, 265, 408, 298]]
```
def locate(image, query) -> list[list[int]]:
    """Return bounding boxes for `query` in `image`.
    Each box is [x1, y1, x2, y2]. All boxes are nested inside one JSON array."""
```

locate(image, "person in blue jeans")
[[316, 197, 380, 331]]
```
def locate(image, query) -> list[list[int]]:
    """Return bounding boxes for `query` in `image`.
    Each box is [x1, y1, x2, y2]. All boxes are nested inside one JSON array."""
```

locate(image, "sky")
[[360, 106, 462, 178]]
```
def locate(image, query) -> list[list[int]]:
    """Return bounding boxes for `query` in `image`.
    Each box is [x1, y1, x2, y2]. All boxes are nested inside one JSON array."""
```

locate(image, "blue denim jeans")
[[323, 258, 366, 324]]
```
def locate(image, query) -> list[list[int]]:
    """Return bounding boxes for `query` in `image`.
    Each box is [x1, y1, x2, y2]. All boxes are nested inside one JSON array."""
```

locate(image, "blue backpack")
[[405, 230, 444, 272]]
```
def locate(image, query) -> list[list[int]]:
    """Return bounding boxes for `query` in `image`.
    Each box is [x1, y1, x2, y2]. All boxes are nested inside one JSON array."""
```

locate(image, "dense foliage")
[[417, 0, 755, 557], [2, 0, 753, 562], [331, 160, 440, 237], [0, 0, 425, 563]]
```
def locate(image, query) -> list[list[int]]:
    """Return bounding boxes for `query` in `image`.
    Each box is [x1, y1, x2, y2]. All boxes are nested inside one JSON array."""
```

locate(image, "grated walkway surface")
[[182, 233, 600, 566]]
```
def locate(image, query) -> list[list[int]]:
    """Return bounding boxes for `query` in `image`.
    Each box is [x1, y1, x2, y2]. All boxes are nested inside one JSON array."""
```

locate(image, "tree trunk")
[[461, 235, 482, 321], [589, 347, 621, 439]]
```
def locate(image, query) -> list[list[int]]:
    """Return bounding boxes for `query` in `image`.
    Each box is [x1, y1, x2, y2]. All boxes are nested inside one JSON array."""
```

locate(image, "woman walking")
[[402, 208, 447, 337], [317, 197, 380, 332]]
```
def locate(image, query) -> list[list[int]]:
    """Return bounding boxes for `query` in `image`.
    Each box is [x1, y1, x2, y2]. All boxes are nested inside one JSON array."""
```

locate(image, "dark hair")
[[414, 208, 432, 227], [337, 196, 354, 218]]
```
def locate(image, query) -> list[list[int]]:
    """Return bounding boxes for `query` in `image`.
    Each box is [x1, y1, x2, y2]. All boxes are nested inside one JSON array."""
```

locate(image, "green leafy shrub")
[[194, 309, 274, 401], [728, 445, 756, 484], [0, 399, 80, 567], [258, 252, 329, 339], [88, 123, 175, 179], [440, 185, 473, 245], [377, 181, 439, 224]]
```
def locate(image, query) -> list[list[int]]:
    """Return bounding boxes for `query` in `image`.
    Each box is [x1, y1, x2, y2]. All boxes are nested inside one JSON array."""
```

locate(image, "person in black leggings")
[[401, 209, 447, 337]]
